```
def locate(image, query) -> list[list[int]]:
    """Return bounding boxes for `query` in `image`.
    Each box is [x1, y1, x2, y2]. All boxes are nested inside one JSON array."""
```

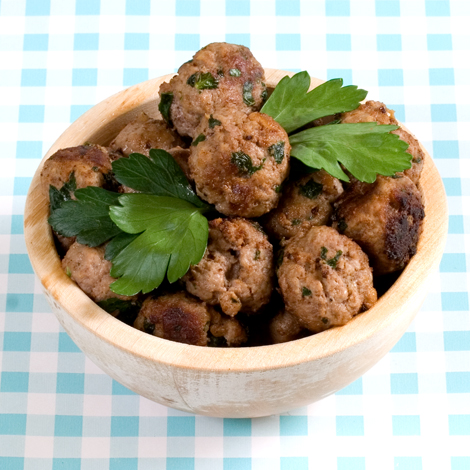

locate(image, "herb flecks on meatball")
[[108, 112, 185, 158], [278, 226, 377, 333], [332, 176, 425, 275], [159, 42, 266, 137], [189, 111, 290, 217], [62, 242, 135, 303], [41, 144, 113, 199], [264, 169, 343, 240], [184, 217, 274, 317]]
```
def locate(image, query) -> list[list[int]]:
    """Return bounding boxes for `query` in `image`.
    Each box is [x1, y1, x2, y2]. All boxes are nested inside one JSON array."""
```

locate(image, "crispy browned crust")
[[332, 176, 425, 274], [341, 100, 398, 125]]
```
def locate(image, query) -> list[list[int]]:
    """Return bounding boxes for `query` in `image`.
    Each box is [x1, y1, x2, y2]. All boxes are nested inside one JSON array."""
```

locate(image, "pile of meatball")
[[41, 43, 425, 347]]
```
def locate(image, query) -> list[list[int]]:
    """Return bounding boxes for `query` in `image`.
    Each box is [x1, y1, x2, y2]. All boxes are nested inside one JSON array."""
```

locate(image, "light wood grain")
[[24, 69, 447, 418]]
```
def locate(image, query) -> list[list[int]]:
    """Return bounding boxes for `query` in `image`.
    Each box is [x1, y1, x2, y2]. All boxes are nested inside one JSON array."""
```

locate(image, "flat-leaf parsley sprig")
[[262, 71, 412, 182], [48, 150, 211, 296]]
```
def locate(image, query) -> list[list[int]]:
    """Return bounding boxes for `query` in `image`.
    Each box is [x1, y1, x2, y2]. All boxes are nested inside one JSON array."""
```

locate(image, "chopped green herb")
[[187, 72, 219, 90], [97, 298, 141, 326], [250, 221, 265, 233], [254, 249, 261, 260], [261, 83, 268, 103], [143, 318, 155, 335], [302, 287, 312, 297], [274, 184, 282, 193], [299, 179, 323, 199], [276, 248, 284, 269], [231, 151, 264, 177], [320, 247, 343, 269], [49, 172, 77, 212], [65, 266, 71, 277], [208, 115, 221, 128], [321, 317, 329, 324], [292, 219, 301, 226], [158, 92, 173, 123], [92, 166, 99, 172], [217, 69, 224, 77], [268, 141, 285, 164], [413, 157, 422, 163], [229, 68, 241, 77], [208, 333, 227, 348], [337, 219, 348, 233], [243, 81, 255, 106], [192, 134, 206, 146]]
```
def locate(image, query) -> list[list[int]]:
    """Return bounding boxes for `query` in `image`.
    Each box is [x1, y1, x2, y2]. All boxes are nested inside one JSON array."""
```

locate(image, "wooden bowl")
[[24, 69, 447, 418]]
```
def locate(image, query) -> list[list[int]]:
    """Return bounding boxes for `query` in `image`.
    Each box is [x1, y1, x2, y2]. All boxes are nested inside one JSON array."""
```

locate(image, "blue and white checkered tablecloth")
[[0, 0, 469, 468]]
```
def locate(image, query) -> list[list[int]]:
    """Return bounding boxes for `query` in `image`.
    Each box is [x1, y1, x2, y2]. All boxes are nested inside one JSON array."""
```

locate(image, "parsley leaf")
[[159, 92, 173, 123], [97, 298, 141, 325], [243, 81, 255, 106], [187, 72, 219, 90], [261, 72, 367, 134], [48, 187, 123, 247], [208, 115, 221, 128], [268, 141, 285, 164], [229, 68, 241, 77], [298, 179, 323, 199], [109, 195, 209, 295], [49, 172, 76, 211], [289, 122, 411, 183], [231, 152, 264, 177], [192, 133, 206, 146], [112, 150, 205, 208], [320, 247, 343, 269]]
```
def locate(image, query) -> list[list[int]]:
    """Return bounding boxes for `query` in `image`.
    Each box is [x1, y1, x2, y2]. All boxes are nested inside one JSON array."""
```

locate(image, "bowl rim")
[[24, 68, 448, 374]]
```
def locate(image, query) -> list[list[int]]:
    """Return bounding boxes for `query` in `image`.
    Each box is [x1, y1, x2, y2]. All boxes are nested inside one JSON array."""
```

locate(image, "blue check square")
[[427, 34, 452, 50], [327, 69, 352, 86], [11, 215, 24, 235], [167, 458, 194, 470], [14, 177, 33, 196], [440, 253, 466, 272], [446, 372, 470, 393], [326, 34, 351, 51], [431, 104, 457, 122], [3, 332, 32, 351], [224, 418, 251, 436], [276, 34, 301, 51], [6, 294, 34, 312], [58, 332, 81, 353], [394, 457, 423, 470], [449, 415, 470, 435], [123, 68, 148, 86], [444, 331, 470, 351], [451, 457, 470, 470], [443, 178, 462, 196], [429, 68, 454, 86], [9, 254, 33, 274], [448, 215, 464, 234], [111, 416, 139, 437], [25, 0, 50, 16], [24, 34, 48, 51], [378, 69, 404, 86], [0, 414, 27, 435], [1, 372, 29, 393], [0, 458, 23, 470], [425, 0, 450, 16], [17, 141, 43, 159], [56, 373, 85, 394], [112, 380, 135, 395], [226, 34, 250, 48], [19, 105, 45, 123], [337, 378, 363, 395], [392, 332, 417, 352], [70, 105, 92, 122], [53, 459, 83, 470], [72, 69, 98, 86]]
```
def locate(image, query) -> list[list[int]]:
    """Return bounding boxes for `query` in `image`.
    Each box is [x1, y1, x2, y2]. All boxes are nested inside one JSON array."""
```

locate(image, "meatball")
[[134, 292, 212, 346], [341, 101, 423, 184], [332, 176, 425, 275], [209, 310, 248, 347], [62, 242, 134, 303], [108, 112, 185, 157], [341, 100, 398, 125], [159, 42, 266, 137], [189, 111, 290, 217], [264, 170, 343, 240], [269, 310, 306, 344], [278, 226, 377, 333], [184, 217, 274, 317], [41, 144, 112, 198], [168, 147, 191, 180]]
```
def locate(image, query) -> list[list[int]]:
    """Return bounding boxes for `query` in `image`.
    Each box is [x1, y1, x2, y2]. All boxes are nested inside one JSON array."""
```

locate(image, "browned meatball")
[[392, 128, 425, 185], [264, 170, 343, 240], [209, 310, 248, 347], [341, 101, 423, 184], [189, 112, 290, 217], [159, 42, 266, 137], [184, 217, 274, 317], [134, 292, 212, 346], [41, 144, 112, 198], [341, 100, 398, 125], [332, 176, 425, 275], [168, 147, 191, 180], [108, 112, 185, 157], [62, 242, 134, 303], [269, 310, 306, 344], [278, 226, 377, 333]]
